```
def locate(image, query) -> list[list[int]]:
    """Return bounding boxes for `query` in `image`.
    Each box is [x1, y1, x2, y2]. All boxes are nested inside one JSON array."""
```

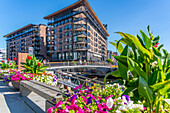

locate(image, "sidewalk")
[[0, 79, 35, 113]]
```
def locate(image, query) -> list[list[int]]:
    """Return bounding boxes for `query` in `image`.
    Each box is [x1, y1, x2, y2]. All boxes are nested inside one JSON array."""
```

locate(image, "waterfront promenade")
[[0, 79, 34, 113]]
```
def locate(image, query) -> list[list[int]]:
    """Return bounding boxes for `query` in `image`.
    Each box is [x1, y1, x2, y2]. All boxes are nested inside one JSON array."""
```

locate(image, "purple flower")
[[65, 94, 70, 97], [87, 97, 92, 105], [70, 94, 77, 102], [56, 93, 61, 96], [66, 89, 69, 93], [52, 98, 56, 103], [121, 95, 129, 102], [53, 78, 56, 82]]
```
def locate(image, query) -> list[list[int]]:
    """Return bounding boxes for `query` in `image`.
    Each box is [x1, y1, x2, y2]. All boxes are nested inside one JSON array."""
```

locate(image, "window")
[[69, 18, 72, 22], [59, 27, 63, 32], [88, 45, 90, 49], [54, 29, 57, 34], [54, 41, 57, 45], [88, 25, 90, 30], [54, 35, 57, 39], [61, 20, 64, 24], [59, 40, 62, 44], [59, 34, 63, 38], [62, 53, 65, 59], [64, 45, 67, 49], [70, 52, 73, 59], [64, 24, 72, 30], [66, 52, 69, 59], [59, 53, 61, 59], [54, 46, 57, 51], [59, 46, 62, 50], [65, 19, 68, 23], [88, 38, 90, 43], [88, 32, 90, 37]]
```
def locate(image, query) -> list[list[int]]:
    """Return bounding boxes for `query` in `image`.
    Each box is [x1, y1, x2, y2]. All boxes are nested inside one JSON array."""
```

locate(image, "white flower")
[[121, 96, 127, 104], [116, 109, 121, 113], [106, 97, 114, 109], [119, 105, 127, 111]]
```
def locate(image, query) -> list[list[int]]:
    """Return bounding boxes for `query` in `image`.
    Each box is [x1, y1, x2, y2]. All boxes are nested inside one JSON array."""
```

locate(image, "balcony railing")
[[73, 25, 86, 30], [73, 32, 87, 36], [73, 18, 86, 23]]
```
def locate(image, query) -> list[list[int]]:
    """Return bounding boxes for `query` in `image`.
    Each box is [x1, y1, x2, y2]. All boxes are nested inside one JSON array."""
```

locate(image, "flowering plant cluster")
[[21, 55, 48, 74], [33, 72, 58, 86], [47, 84, 145, 113], [2, 69, 58, 86], [0, 58, 17, 70], [3, 69, 33, 83]]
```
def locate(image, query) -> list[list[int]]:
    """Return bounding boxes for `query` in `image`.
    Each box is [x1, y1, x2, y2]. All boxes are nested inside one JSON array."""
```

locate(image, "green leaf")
[[157, 44, 163, 51], [148, 70, 159, 85], [151, 79, 170, 91], [166, 72, 170, 80], [116, 32, 152, 59], [122, 87, 136, 95], [104, 70, 120, 84], [140, 30, 152, 49], [159, 83, 170, 95], [110, 41, 123, 54], [137, 34, 145, 47], [118, 61, 129, 81], [138, 77, 153, 103], [163, 99, 170, 105], [153, 47, 162, 59]]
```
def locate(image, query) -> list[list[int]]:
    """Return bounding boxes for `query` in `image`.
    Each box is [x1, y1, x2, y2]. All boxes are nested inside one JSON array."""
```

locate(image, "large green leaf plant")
[[104, 26, 170, 112], [21, 55, 48, 74]]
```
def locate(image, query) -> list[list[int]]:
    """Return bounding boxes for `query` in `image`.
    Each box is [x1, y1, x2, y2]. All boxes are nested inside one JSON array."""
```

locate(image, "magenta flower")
[[47, 107, 55, 113]]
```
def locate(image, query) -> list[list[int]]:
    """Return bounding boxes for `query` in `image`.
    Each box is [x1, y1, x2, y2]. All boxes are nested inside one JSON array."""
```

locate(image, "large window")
[[88, 25, 91, 30], [54, 29, 57, 34], [54, 46, 57, 51], [88, 32, 90, 37], [59, 34, 63, 38], [88, 45, 91, 49], [54, 41, 57, 45], [59, 27, 63, 32], [54, 35, 57, 39], [59, 46, 62, 50], [59, 40, 62, 45]]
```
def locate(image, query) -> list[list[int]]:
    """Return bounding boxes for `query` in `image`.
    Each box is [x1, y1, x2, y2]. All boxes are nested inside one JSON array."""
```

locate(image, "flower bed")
[[47, 84, 145, 113]]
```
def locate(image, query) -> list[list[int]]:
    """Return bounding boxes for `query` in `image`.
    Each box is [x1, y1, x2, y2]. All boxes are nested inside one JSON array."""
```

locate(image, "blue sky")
[[0, 0, 170, 52]]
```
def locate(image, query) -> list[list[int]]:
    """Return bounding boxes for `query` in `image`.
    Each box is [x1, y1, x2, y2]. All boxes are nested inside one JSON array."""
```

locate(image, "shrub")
[[104, 26, 170, 112]]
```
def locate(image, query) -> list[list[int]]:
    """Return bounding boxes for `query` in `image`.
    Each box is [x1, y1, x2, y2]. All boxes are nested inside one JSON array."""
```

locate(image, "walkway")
[[0, 79, 35, 113]]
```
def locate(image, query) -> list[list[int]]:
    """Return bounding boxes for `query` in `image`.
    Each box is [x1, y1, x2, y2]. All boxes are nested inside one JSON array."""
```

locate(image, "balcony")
[[73, 18, 86, 24], [73, 25, 86, 31], [35, 37, 41, 41], [73, 32, 87, 37], [34, 47, 41, 50], [76, 39, 87, 44], [34, 42, 41, 46], [34, 51, 40, 55], [74, 46, 87, 50]]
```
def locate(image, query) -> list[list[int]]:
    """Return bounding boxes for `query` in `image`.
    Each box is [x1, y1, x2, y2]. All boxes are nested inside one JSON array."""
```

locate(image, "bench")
[[20, 80, 63, 113]]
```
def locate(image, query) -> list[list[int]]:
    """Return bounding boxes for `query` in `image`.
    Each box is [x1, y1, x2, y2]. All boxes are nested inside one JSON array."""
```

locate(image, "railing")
[[56, 71, 104, 89], [44, 62, 108, 67]]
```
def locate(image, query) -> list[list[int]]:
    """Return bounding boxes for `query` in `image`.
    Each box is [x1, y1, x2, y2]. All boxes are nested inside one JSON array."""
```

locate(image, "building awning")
[[93, 54, 102, 58]]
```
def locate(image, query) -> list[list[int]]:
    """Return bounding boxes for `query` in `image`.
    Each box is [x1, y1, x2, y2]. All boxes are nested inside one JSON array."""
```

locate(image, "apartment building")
[[0, 48, 6, 62], [44, 0, 109, 62], [4, 24, 48, 60]]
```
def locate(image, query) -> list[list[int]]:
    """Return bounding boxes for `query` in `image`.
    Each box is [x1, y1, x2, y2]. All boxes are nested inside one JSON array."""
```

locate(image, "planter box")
[[12, 81, 20, 90]]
